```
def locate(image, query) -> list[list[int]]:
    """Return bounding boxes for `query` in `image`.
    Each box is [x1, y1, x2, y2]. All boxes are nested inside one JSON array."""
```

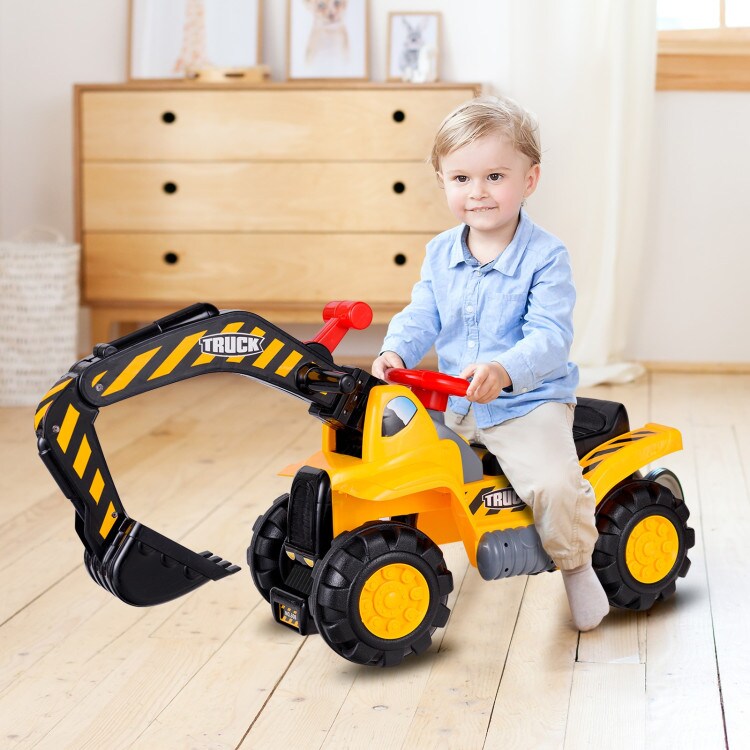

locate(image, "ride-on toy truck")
[[35, 301, 694, 667]]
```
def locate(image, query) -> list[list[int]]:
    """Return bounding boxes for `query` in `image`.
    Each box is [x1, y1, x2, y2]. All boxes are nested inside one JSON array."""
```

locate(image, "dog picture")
[[304, 0, 350, 65], [288, 0, 368, 80]]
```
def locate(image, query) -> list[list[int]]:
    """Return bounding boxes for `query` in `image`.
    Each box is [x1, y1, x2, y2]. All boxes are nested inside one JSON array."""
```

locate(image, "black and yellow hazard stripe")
[[101, 347, 163, 397], [34, 377, 73, 431], [87, 319, 308, 402], [579, 424, 683, 504], [468, 486, 495, 516], [465, 484, 527, 518], [35, 377, 122, 542], [580, 430, 656, 477], [50, 399, 119, 540]]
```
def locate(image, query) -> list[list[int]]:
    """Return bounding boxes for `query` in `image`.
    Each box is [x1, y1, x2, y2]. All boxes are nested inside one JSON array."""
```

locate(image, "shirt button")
[[466, 305, 474, 312], [468, 341, 476, 349], [521, 388, 528, 393]]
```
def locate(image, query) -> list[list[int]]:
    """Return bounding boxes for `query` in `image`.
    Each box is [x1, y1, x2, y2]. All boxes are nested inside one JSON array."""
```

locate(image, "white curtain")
[[506, 0, 657, 386]]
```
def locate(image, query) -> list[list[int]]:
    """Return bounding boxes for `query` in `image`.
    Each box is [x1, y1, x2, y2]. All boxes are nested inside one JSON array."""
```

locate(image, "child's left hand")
[[460, 362, 512, 403]]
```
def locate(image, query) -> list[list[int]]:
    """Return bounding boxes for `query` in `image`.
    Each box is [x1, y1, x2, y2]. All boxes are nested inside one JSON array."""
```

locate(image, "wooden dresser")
[[74, 82, 481, 344]]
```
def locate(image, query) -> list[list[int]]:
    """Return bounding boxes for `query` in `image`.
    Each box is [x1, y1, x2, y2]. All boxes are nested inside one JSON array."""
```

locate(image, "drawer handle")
[[163, 252, 179, 265], [392, 110, 406, 123], [162, 111, 177, 124], [163, 182, 178, 194], [394, 253, 407, 266], [393, 181, 406, 194]]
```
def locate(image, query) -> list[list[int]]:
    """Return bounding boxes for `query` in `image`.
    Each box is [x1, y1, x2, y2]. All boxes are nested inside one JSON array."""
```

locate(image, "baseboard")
[[641, 361, 750, 374]]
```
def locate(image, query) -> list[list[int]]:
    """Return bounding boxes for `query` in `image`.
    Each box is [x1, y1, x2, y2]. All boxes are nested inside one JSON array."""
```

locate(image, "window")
[[658, 0, 750, 30], [656, 0, 750, 90], [381, 396, 417, 438]]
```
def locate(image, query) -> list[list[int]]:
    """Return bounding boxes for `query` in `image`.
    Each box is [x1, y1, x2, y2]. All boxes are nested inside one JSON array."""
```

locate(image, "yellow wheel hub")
[[358, 563, 430, 640], [625, 514, 679, 584]]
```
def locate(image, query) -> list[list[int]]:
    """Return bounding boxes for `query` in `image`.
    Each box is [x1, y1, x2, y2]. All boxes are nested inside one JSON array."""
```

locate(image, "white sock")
[[561, 562, 610, 632]]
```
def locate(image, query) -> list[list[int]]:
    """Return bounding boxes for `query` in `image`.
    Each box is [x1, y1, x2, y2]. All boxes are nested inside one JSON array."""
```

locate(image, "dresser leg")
[[91, 309, 119, 347]]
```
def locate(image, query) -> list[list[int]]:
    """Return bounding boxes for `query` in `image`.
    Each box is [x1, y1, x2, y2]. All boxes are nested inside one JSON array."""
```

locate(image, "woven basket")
[[0, 229, 80, 406]]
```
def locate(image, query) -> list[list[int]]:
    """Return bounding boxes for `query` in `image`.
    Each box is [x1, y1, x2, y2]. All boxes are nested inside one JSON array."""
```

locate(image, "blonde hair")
[[430, 95, 541, 172]]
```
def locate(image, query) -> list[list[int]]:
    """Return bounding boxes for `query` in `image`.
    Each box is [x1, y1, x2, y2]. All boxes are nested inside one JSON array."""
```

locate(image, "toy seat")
[[473, 397, 631, 476], [572, 397, 630, 459]]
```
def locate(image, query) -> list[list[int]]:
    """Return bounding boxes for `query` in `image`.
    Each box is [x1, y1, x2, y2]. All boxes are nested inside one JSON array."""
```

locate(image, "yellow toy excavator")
[[34, 300, 694, 667]]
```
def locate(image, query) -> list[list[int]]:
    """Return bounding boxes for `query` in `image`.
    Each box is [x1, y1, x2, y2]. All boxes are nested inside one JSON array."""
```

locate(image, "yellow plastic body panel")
[[580, 423, 683, 504], [282, 384, 538, 567], [281, 387, 683, 569]]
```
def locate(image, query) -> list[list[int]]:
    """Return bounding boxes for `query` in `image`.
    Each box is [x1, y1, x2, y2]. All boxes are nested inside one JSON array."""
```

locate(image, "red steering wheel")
[[384, 368, 468, 411]]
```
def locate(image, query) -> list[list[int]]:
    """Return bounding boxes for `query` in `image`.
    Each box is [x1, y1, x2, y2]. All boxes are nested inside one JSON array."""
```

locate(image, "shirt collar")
[[448, 209, 534, 276]]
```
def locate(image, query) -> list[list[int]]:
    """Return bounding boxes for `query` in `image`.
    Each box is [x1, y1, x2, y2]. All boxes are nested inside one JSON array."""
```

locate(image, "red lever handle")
[[309, 300, 373, 355], [384, 368, 469, 411]]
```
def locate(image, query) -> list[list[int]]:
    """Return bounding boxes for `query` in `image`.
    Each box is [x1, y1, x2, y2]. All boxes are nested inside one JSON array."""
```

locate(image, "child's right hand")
[[371, 351, 405, 380]]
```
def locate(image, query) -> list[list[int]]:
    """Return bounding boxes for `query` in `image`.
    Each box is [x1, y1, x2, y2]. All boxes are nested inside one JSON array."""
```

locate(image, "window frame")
[[656, 1, 750, 91]]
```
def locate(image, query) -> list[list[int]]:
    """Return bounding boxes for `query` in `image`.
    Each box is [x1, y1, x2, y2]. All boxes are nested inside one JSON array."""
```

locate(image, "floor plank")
[[692, 424, 749, 748], [319, 545, 472, 750], [399, 570, 526, 749], [483, 572, 578, 749], [577, 608, 644, 665], [645, 378, 727, 747], [242, 546, 471, 750], [563, 662, 646, 750]]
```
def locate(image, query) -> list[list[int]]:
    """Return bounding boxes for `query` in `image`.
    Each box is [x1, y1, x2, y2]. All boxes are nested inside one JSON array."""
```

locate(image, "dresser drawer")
[[84, 233, 431, 304], [82, 162, 454, 232], [80, 88, 477, 161]]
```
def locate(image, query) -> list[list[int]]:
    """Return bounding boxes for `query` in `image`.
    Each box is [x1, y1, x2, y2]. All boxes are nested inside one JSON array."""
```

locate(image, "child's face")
[[438, 134, 540, 242]]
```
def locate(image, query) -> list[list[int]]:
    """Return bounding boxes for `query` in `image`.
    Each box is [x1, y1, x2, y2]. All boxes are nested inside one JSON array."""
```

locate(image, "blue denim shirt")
[[381, 210, 579, 427]]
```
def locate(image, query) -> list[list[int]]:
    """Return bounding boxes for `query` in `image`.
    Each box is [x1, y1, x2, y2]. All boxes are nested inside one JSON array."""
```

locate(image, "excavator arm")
[[34, 301, 379, 606]]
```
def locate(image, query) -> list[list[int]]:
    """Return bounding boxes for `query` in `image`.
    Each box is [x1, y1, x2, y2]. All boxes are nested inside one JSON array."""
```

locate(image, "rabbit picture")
[[399, 16, 427, 80], [394, 14, 439, 83]]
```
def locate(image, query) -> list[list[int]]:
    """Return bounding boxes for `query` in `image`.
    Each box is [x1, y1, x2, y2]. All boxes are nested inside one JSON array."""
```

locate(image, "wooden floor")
[[1, 371, 747, 749]]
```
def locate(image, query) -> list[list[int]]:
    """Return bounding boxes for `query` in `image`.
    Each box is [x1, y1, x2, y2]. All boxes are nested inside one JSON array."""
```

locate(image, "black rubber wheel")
[[248, 494, 292, 602], [310, 522, 453, 667], [593, 479, 695, 611], [645, 467, 684, 501]]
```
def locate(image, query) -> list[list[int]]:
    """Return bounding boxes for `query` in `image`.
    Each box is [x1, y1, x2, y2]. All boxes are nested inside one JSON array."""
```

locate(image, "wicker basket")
[[0, 229, 80, 406]]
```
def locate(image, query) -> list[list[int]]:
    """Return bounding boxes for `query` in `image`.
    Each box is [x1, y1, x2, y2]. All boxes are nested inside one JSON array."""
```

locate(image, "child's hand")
[[460, 362, 512, 403], [372, 351, 405, 380]]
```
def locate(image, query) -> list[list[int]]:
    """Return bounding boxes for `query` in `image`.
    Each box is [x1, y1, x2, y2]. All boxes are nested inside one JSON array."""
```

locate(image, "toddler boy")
[[371, 96, 609, 632]]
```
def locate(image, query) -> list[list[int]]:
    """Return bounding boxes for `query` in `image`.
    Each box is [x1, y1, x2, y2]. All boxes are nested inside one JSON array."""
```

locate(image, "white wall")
[[0, 0, 129, 237], [629, 92, 750, 363], [1, 0, 748, 363]]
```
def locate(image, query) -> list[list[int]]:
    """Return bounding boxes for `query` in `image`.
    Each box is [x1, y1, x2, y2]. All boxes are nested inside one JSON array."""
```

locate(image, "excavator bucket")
[[82, 522, 239, 607]]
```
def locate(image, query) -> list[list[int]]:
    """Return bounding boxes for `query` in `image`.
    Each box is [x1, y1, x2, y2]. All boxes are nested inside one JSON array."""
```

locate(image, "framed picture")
[[387, 12, 441, 83], [128, 0, 262, 80], [287, 0, 369, 81]]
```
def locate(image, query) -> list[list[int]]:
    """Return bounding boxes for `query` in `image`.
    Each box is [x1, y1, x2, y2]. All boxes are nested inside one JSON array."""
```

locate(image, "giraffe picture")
[[129, 0, 261, 80]]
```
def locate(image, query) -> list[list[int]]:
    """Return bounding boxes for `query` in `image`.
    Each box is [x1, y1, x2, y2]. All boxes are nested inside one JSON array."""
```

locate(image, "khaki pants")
[[445, 402, 598, 570]]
